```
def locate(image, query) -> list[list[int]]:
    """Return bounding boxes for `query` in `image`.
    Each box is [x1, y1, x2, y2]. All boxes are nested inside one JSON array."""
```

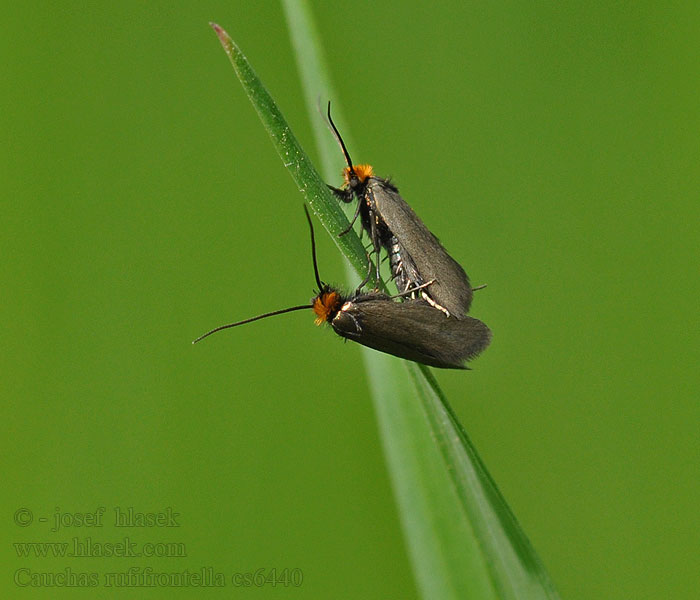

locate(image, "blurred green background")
[[3, 1, 698, 598]]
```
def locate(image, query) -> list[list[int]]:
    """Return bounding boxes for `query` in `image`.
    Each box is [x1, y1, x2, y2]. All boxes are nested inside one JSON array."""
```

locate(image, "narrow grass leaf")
[[212, 8, 560, 598], [210, 22, 370, 278]]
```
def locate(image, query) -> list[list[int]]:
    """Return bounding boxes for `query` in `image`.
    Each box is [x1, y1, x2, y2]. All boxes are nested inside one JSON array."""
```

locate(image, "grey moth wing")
[[366, 178, 473, 317], [331, 295, 491, 369]]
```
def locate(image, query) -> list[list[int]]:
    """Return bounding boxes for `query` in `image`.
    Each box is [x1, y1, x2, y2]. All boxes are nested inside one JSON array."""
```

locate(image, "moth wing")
[[332, 298, 491, 369], [367, 178, 473, 316]]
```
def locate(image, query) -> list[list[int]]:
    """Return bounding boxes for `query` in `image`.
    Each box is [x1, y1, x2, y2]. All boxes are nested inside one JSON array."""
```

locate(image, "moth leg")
[[368, 212, 383, 289], [338, 194, 363, 237], [342, 311, 363, 336], [420, 291, 451, 317], [389, 279, 436, 300], [355, 252, 374, 294], [328, 184, 353, 203]]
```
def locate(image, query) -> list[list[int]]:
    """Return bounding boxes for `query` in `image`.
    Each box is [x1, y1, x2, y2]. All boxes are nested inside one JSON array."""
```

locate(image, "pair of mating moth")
[[195, 106, 490, 370]]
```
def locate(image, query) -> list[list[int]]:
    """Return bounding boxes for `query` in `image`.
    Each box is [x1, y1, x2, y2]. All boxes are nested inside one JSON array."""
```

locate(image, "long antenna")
[[193, 207, 324, 345], [326, 101, 356, 176], [303, 204, 324, 291], [192, 304, 311, 344]]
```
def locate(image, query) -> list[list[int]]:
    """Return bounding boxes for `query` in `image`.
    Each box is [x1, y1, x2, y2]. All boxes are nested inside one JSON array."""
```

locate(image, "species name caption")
[[12, 506, 303, 588]]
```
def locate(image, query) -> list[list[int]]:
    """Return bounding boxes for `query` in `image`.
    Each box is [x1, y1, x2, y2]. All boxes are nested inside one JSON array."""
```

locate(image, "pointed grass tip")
[[209, 22, 231, 50]]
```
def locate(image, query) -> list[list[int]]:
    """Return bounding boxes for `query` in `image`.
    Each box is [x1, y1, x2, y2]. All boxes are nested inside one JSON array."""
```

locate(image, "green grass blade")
[[209, 22, 370, 279], [212, 9, 560, 598], [410, 364, 561, 598], [281, 3, 562, 598]]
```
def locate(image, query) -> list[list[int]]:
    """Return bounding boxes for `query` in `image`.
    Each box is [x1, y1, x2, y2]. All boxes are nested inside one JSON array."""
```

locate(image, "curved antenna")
[[303, 204, 324, 291], [192, 304, 311, 344], [326, 101, 356, 175]]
